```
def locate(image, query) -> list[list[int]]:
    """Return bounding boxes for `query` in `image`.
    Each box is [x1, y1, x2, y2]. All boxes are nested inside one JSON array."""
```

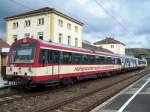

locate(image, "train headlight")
[[28, 67, 32, 72], [24, 72, 27, 76], [18, 67, 21, 73], [10, 67, 12, 72]]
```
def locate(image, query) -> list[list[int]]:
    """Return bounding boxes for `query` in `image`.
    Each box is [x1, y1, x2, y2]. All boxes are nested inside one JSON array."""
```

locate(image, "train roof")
[[12, 37, 128, 58]]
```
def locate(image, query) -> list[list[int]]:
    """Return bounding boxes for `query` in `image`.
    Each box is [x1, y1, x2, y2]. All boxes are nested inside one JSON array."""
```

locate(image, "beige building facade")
[[5, 7, 83, 47], [93, 38, 126, 55]]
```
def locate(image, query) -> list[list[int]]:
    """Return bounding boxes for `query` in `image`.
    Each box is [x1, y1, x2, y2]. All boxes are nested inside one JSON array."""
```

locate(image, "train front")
[[4, 38, 38, 87]]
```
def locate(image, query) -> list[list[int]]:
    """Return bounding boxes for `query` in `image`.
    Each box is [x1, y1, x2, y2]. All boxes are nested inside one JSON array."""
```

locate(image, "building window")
[[38, 18, 44, 25], [13, 22, 18, 29], [59, 33, 62, 43], [68, 36, 71, 45], [67, 23, 71, 30], [25, 20, 31, 27], [75, 38, 78, 47], [24, 33, 30, 38], [13, 35, 18, 41], [111, 45, 114, 48], [58, 19, 63, 27], [37, 32, 44, 40], [75, 26, 78, 32]]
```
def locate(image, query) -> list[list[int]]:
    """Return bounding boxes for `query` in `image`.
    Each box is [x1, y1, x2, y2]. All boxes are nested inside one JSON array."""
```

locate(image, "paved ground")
[[0, 75, 7, 88], [91, 73, 150, 112]]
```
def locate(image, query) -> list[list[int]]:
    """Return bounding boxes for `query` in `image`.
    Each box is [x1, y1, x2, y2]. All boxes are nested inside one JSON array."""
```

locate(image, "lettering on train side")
[[74, 66, 114, 72]]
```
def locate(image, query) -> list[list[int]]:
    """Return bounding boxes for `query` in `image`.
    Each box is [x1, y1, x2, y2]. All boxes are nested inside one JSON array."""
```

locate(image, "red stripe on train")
[[32, 68, 121, 81]]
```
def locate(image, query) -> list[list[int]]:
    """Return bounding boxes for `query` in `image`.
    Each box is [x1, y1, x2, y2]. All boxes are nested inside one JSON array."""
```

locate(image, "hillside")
[[126, 48, 150, 66], [126, 48, 150, 57]]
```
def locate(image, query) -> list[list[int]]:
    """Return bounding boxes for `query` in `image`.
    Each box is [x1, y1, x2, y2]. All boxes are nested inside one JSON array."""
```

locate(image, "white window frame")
[[75, 26, 78, 32], [13, 22, 18, 29], [68, 36, 71, 45], [25, 20, 31, 27], [58, 19, 63, 27], [38, 32, 44, 40], [13, 35, 18, 41], [67, 23, 71, 30], [75, 38, 78, 47], [59, 33, 63, 43], [111, 44, 114, 48], [37, 18, 44, 25]]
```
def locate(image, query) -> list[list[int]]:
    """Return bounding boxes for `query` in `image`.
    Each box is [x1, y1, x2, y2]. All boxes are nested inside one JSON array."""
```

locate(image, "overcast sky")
[[0, 0, 150, 48]]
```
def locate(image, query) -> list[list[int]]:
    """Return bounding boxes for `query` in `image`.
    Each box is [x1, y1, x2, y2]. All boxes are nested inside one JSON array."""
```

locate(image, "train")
[[3, 37, 147, 87]]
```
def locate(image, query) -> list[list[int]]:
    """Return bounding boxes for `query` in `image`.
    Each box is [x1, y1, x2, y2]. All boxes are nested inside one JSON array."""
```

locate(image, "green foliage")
[[126, 48, 150, 66]]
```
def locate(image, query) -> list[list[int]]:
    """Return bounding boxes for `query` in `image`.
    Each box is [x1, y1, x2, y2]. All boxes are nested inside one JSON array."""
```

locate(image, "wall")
[[6, 14, 51, 45], [53, 14, 83, 47], [95, 44, 125, 55], [6, 13, 83, 48]]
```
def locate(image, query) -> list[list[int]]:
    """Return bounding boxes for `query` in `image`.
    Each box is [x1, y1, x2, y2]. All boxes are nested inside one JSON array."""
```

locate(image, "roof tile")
[[94, 37, 125, 45], [0, 39, 10, 48]]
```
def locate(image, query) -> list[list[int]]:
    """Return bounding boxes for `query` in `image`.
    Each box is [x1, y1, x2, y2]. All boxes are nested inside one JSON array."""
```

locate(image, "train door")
[[40, 49, 60, 80], [51, 50, 60, 79]]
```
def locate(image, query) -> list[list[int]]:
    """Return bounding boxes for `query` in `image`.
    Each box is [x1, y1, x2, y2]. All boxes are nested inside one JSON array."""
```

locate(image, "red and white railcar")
[[4, 37, 146, 87]]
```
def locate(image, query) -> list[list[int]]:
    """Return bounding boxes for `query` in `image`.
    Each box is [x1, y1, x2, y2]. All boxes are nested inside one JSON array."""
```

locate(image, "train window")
[[73, 53, 82, 64], [39, 49, 60, 64], [99, 56, 105, 64], [114, 58, 117, 64], [106, 57, 112, 64], [117, 58, 121, 64], [39, 49, 48, 64], [82, 54, 88, 64], [88, 55, 95, 64], [95, 56, 100, 64], [48, 50, 52, 64], [112, 58, 115, 64], [62, 52, 72, 64], [52, 50, 60, 64]]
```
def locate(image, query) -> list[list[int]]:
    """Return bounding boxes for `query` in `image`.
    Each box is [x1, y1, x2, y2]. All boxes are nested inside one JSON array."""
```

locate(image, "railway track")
[[0, 69, 149, 112], [32, 69, 150, 112], [0, 87, 58, 105]]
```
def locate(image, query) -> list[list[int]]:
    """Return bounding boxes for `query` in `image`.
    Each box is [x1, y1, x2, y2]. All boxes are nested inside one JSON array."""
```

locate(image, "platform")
[[91, 73, 150, 112]]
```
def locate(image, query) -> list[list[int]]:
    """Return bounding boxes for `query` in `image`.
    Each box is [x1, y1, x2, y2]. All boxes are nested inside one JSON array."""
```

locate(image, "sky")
[[0, 0, 150, 48]]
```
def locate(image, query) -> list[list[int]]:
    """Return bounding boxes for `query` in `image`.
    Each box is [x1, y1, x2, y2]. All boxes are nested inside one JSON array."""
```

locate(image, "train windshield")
[[10, 43, 36, 64]]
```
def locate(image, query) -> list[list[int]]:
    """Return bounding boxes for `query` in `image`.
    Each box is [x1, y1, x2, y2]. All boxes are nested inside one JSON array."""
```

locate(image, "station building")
[[0, 38, 10, 75], [5, 7, 84, 47], [93, 37, 126, 55]]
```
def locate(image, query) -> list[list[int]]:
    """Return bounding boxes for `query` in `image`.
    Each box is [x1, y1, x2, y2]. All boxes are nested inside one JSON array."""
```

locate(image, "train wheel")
[[72, 77, 80, 83], [60, 77, 74, 86]]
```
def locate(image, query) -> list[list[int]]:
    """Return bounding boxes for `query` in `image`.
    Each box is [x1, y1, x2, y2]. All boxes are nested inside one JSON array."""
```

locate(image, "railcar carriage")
[[122, 56, 139, 71], [5, 37, 124, 87], [137, 59, 147, 68]]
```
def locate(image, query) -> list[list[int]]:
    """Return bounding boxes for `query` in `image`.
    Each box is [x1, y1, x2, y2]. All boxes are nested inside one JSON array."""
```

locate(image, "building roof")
[[5, 7, 84, 26], [82, 42, 113, 53], [0, 39, 10, 48], [93, 37, 125, 46]]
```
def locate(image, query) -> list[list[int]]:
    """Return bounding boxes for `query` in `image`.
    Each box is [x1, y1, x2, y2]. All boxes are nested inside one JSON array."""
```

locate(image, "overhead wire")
[[93, 0, 129, 33], [9, 0, 33, 10], [4, 0, 132, 42]]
